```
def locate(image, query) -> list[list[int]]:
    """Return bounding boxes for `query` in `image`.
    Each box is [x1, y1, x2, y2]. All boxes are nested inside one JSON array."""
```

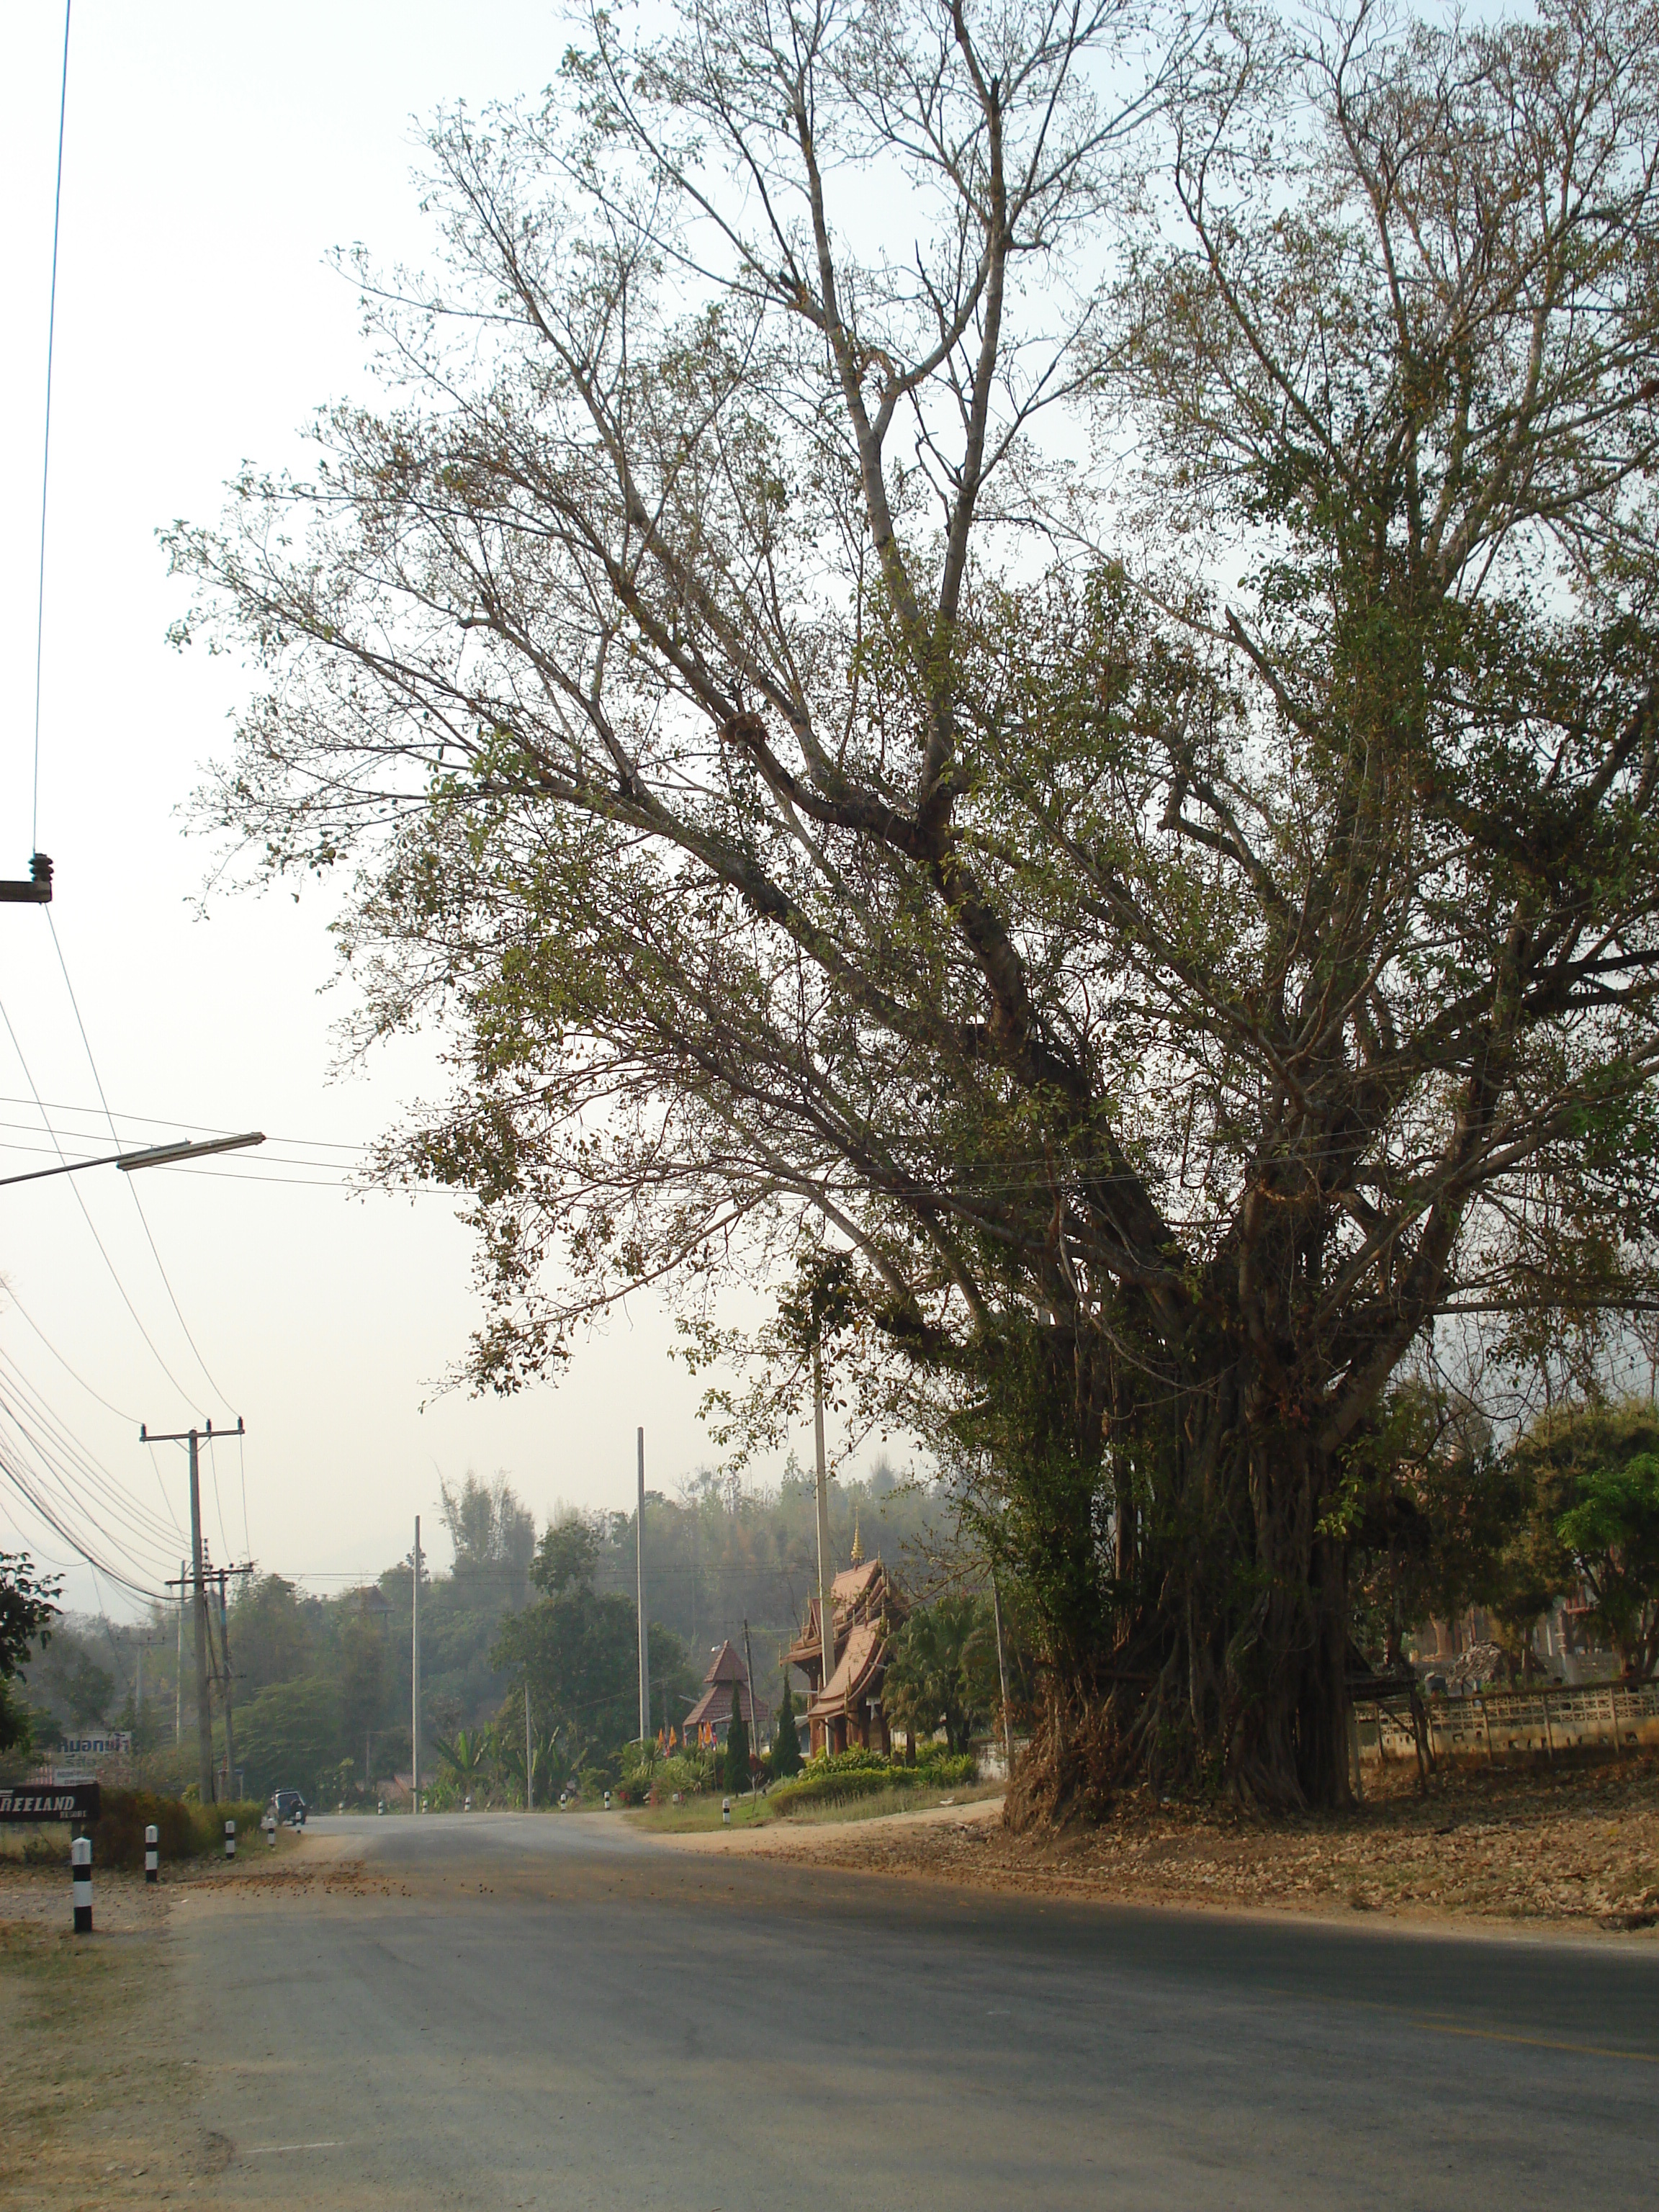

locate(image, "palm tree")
[[432, 1728, 490, 1800], [884, 1596, 990, 1755]]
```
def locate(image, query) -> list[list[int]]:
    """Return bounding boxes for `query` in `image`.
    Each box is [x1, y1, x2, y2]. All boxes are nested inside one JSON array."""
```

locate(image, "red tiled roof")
[[808, 1622, 885, 1721], [684, 1678, 772, 1733], [702, 1639, 750, 1683]]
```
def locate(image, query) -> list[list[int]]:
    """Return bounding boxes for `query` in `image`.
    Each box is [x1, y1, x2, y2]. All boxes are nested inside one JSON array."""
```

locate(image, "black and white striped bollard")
[[145, 1824, 159, 1884], [224, 1818, 236, 1861], [71, 1835, 93, 1932]]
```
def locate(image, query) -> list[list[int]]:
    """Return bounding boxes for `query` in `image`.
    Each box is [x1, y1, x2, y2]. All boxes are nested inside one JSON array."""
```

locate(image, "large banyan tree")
[[171, 0, 1659, 1809]]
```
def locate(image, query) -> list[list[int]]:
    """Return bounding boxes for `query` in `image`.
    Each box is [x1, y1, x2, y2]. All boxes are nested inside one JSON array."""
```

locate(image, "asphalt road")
[[170, 1811, 1659, 2209]]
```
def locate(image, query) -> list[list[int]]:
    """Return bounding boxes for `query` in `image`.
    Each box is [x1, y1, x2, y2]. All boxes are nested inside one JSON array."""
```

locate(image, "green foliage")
[[768, 1746, 976, 1815], [91, 1790, 265, 1870], [0, 1548, 59, 1758], [770, 1674, 802, 1778], [883, 1596, 992, 1754], [723, 1704, 750, 1795], [228, 1576, 311, 1696], [171, 0, 1659, 1811], [1555, 1452, 1659, 1681], [338, 1617, 391, 1751], [1342, 1382, 1517, 1666], [238, 1676, 343, 1802], [532, 1516, 600, 1596], [432, 1728, 490, 1793], [1, 1553, 60, 1678]]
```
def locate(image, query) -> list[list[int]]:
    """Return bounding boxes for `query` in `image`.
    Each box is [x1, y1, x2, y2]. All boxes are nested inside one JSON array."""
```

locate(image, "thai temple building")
[[683, 1639, 771, 1750], [786, 1521, 909, 1756]]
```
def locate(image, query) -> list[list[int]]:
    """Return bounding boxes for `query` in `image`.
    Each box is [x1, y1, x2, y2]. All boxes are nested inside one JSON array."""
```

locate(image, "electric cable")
[[48, 911, 239, 1413], [206, 1428, 231, 1564], [0, 1350, 178, 1548], [0, 1279, 140, 1424], [0, 1095, 369, 1153], [0, 1406, 179, 1593], [31, 0, 71, 853], [0, 989, 203, 1411], [0, 1439, 171, 1602]]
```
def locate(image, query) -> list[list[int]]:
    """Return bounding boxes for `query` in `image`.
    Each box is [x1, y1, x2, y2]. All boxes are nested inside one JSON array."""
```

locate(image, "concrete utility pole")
[[525, 1678, 534, 1812], [636, 1427, 651, 1743], [144, 1418, 245, 1807], [176, 1560, 185, 1743], [812, 1344, 836, 1748], [411, 1516, 422, 1813], [188, 1435, 212, 1802], [216, 1568, 237, 1796]]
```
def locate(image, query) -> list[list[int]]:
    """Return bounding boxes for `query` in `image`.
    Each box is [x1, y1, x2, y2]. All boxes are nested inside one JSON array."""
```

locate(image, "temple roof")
[[809, 1622, 884, 1721], [787, 1556, 905, 1670], [702, 1640, 749, 1684], [683, 1638, 771, 1735]]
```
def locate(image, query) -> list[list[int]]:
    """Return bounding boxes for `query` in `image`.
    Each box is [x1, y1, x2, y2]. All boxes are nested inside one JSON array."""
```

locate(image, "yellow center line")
[[1413, 2020, 1658, 2063]]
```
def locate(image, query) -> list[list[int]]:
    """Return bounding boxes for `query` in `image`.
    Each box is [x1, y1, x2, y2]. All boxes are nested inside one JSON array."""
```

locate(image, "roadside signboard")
[[0, 1781, 102, 1823], [56, 1732, 132, 1762]]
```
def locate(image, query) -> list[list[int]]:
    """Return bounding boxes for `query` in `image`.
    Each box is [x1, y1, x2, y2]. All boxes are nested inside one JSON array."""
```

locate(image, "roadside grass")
[[0, 1913, 191, 2203], [624, 1779, 1002, 1834]]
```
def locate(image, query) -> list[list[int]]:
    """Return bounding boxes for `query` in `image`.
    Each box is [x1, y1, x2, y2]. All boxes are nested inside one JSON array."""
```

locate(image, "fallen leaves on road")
[[760, 1754, 1659, 1933]]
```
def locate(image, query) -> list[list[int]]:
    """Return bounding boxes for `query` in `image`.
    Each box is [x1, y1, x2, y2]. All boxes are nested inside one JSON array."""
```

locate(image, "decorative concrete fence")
[[1357, 1682, 1659, 1763]]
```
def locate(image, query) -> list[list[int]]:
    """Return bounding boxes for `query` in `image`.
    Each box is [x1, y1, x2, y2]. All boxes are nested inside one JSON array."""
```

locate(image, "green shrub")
[[767, 1745, 976, 1816], [91, 1789, 266, 1870]]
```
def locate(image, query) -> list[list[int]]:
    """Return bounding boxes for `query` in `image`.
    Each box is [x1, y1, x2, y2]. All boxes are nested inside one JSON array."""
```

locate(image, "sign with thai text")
[[56, 1731, 132, 1760]]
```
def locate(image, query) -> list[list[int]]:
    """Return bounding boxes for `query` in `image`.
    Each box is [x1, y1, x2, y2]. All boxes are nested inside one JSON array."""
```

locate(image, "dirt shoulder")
[[0, 1832, 357, 2208], [659, 1755, 1659, 1938]]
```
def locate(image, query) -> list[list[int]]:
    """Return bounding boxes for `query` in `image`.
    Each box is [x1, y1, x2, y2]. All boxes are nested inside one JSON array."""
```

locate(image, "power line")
[[0, 988, 204, 1410], [30, 0, 71, 853], [0, 1279, 139, 1425], [0, 1095, 369, 1153], [48, 912, 238, 1412], [0, 1436, 171, 1603]]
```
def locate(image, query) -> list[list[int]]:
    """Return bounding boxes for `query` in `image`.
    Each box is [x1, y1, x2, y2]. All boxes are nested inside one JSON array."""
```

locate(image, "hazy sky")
[[0, 2, 841, 1614]]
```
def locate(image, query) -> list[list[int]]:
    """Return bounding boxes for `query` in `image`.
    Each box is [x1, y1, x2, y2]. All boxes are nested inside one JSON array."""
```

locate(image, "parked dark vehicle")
[[269, 1789, 308, 1826]]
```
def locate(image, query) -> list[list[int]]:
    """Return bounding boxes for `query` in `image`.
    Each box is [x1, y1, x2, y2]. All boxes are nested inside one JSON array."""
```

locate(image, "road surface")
[[170, 1810, 1658, 2208]]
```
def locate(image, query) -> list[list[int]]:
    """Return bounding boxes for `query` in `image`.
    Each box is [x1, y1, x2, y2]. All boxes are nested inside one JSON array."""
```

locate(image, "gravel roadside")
[[658, 1754, 1659, 1937]]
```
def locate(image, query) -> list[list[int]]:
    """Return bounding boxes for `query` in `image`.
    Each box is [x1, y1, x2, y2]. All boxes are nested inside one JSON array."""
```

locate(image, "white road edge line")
[[246, 2141, 345, 2154]]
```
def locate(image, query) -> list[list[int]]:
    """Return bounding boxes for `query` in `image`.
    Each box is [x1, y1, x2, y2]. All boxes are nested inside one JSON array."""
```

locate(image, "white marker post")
[[144, 1824, 159, 1883], [71, 1836, 92, 1932], [224, 1818, 236, 1861]]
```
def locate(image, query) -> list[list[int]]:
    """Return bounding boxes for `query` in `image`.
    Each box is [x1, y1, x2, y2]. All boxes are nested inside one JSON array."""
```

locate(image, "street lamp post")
[[0, 1131, 266, 1190]]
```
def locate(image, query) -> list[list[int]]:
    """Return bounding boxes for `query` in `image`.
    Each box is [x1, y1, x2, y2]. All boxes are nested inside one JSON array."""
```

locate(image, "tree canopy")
[[171, 0, 1659, 1807]]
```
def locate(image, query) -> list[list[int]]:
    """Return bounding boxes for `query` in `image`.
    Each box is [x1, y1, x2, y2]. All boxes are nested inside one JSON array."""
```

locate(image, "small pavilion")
[[683, 1640, 770, 1748], [786, 1525, 909, 1757]]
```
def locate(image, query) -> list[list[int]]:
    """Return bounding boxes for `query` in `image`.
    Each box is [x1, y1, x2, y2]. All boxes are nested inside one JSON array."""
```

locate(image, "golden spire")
[[850, 1509, 864, 1567]]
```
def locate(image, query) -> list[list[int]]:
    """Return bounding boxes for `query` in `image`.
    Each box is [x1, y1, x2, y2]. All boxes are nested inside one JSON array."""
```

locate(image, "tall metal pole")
[[525, 1678, 534, 1812], [812, 1344, 836, 1755], [411, 1516, 421, 1814], [175, 1568, 184, 1743], [636, 1426, 651, 1743], [187, 1432, 214, 1804]]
